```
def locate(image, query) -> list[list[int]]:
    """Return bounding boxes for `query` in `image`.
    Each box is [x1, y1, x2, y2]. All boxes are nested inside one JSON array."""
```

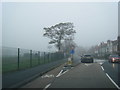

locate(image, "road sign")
[[70, 49, 75, 54]]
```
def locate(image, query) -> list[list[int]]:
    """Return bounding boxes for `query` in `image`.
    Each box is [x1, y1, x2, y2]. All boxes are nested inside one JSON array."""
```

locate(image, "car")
[[81, 54, 94, 63], [108, 54, 120, 63]]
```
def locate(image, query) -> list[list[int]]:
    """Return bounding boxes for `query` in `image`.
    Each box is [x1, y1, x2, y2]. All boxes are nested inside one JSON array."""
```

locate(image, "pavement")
[[2, 59, 67, 88], [21, 62, 66, 88]]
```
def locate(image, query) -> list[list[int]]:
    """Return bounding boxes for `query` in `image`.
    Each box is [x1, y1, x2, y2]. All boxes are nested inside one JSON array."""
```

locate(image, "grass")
[[2, 57, 57, 73]]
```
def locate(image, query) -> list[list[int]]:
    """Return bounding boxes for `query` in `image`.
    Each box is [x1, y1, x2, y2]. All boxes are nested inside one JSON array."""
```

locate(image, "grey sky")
[[0, 3, 2, 46], [2, 2, 118, 51]]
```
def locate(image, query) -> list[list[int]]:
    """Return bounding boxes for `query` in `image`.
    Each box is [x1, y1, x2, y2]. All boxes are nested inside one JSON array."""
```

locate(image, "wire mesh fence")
[[2, 47, 66, 73]]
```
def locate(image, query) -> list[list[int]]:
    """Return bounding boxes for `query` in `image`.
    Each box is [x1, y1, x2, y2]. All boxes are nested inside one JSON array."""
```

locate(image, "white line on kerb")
[[43, 83, 51, 90], [101, 66, 104, 71], [106, 73, 120, 89]]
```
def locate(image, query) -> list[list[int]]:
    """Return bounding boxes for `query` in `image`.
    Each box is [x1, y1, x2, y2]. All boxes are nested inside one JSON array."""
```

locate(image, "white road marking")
[[85, 64, 92, 66], [56, 70, 63, 77], [71, 67, 74, 69], [41, 74, 54, 78], [101, 66, 104, 71], [56, 69, 69, 77], [43, 83, 51, 90], [106, 73, 120, 89], [94, 59, 106, 65], [60, 70, 69, 76]]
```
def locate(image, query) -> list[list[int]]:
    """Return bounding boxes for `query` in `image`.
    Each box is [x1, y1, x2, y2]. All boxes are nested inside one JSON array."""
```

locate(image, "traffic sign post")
[[69, 48, 75, 66], [70, 49, 75, 55]]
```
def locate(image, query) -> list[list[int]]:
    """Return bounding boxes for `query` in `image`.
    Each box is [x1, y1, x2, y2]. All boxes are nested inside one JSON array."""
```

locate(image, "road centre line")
[[101, 66, 104, 71], [106, 73, 120, 89]]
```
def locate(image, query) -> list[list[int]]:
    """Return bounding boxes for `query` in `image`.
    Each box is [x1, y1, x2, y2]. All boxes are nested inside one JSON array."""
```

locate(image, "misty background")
[[2, 2, 118, 52]]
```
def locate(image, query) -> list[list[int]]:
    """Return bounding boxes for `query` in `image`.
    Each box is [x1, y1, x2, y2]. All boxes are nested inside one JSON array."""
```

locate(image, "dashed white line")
[[106, 73, 120, 89], [101, 66, 104, 71], [43, 83, 51, 90]]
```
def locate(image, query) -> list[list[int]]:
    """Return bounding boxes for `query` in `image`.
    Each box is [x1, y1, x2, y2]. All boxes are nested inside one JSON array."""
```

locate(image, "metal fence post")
[[50, 53, 51, 62], [30, 50, 32, 67], [48, 52, 50, 63], [44, 52, 45, 64], [18, 48, 20, 70], [48, 53, 49, 63], [38, 51, 40, 65]]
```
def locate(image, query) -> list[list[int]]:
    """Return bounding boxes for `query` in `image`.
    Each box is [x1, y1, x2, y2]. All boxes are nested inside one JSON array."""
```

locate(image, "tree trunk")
[[58, 46, 61, 51], [58, 41, 61, 51], [58, 34, 62, 51]]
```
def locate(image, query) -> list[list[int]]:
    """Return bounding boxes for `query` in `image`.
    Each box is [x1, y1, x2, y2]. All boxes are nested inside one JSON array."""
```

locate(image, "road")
[[102, 60, 120, 88], [21, 59, 120, 89]]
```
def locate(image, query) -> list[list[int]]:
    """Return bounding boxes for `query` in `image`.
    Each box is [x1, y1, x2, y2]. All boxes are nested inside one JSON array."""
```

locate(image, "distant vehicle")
[[81, 54, 94, 63], [108, 54, 120, 63]]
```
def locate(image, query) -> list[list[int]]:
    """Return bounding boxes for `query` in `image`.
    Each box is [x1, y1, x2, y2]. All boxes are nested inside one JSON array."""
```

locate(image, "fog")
[[2, 2, 118, 52]]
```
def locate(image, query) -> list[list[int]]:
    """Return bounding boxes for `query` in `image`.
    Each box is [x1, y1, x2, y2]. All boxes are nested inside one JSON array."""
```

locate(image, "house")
[[107, 40, 113, 54], [91, 38, 118, 58], [112, 40, 118, 54]]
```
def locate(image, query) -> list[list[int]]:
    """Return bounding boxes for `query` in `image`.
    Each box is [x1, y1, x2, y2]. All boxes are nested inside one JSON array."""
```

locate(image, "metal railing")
[[2, 46, 65, 73]]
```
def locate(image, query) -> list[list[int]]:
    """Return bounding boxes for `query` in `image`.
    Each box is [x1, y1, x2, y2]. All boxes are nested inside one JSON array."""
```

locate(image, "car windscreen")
[[111, 55, 120, 57], [84, 55, 91, 57]]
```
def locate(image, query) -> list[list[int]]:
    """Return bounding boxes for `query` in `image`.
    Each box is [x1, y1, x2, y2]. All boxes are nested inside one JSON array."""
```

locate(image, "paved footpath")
[[21, 63, 66, 88], [3, 59, 67, 88]]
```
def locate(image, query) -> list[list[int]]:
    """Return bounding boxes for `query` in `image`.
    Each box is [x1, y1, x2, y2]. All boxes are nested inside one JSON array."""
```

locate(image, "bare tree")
[[43, 22, 76, 51]]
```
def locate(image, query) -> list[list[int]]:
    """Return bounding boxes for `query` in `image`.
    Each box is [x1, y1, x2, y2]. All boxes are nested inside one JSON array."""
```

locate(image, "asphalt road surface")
[[21, 59, 120, 89], [102, 60, 120, 88]]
